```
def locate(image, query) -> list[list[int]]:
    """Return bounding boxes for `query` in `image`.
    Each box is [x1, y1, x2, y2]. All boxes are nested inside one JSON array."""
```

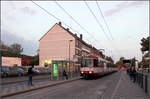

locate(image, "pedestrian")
[[49, 64, 52, 80], [128, 67, 132, 81], [126, 68, 129, 75], [49, 71, 51, 80], [63, 70, 68, 80], [28, 65, 34, 86], [132, 67, 137, 83]]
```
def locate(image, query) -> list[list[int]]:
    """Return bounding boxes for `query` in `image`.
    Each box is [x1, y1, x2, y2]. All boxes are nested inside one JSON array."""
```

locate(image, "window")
[[81, 58, 92, 67], [99, 61, 104, 67], [75, 49, 82, 56], [94, 59, 98, 67], [75, 40, 82, 48]]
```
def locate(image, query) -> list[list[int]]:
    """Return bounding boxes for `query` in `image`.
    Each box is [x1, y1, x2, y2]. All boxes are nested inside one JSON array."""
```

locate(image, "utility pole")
[[69, 40, 73, 78]]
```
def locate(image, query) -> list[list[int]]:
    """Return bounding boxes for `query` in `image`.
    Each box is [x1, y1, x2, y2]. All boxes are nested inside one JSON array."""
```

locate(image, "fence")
[[136, 72, 150, 96]]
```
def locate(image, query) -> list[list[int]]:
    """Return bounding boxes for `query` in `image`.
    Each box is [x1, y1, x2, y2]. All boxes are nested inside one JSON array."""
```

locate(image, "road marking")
[[110, 71, 122, 99]]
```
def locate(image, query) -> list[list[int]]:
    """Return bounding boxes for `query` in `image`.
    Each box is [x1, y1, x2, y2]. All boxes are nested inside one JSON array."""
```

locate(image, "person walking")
[[63, 70, 68, 80], [132, 67, 137, 83], [28, 65, 34, 86], [128, 67, 132, 81]]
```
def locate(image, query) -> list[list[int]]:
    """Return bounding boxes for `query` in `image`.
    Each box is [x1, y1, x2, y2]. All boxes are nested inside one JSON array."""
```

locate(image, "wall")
[[2, 57, 21, 66], [39, 24, 75, 66]]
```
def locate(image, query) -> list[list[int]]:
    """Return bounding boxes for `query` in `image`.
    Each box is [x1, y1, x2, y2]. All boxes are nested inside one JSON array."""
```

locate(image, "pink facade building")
[[39, 22, 103, 67], [2, 57, 21, 66]]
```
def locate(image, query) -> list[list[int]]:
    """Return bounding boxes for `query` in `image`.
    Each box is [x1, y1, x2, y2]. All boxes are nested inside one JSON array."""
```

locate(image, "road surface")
[[3, 72, 121, 99]]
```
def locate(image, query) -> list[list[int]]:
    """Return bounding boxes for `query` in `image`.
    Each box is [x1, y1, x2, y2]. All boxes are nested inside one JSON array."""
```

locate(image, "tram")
[[80, 55, 116, 79]]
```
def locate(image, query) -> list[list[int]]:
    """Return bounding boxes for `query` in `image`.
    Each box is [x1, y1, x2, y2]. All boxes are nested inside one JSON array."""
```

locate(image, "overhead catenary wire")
[[31, 0, 117, 60], [96, 0, 114, 40], [54, 1, 117, 57], [31, 0, 81, 35], [31, 0, 98, 47], [95, 1, 123, 58], [84, 0, 111, 41], [31, 0, 102, 51], [84, 0, 123, 58], [54, 1, 106, 49]]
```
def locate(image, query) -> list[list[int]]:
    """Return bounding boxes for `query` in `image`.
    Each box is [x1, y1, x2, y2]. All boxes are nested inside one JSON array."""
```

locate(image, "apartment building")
[[39, 22, 103, 67]]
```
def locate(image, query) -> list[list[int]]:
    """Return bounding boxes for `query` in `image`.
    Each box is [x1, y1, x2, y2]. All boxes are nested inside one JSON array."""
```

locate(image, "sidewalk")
[[111, 71, 149, 99], [0, 76, 81, 98]]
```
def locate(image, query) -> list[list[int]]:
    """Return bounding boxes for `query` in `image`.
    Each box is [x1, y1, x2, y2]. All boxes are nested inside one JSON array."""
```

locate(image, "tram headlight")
[[89, 71, 92, 74], [81, 71, 84, 74]]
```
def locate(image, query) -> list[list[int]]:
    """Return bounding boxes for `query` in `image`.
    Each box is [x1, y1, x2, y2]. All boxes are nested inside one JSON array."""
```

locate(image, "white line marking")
[[110, 71, 122, 99]]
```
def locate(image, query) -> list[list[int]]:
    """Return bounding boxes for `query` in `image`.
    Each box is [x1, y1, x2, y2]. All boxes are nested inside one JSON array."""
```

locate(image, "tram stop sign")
[[52, 63, 58, 78]]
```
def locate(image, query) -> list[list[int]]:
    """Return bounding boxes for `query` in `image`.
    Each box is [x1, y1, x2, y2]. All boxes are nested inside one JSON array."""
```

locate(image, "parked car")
[[15, 67, 27, 76], [1, 66, 18, 77], [33, 68, 40, 75], [1, 66, 28, 77], [1, 66, 9, 77]]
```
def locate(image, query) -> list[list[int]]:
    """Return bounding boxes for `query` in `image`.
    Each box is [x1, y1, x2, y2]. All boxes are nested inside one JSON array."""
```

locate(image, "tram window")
[[81, 59, 92, 67], [94, 59, 98, 67]]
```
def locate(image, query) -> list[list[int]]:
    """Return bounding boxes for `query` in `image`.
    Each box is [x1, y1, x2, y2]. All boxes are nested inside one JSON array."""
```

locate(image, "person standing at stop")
[[63, 70, 68, 80], [28, 65, 34, 86]]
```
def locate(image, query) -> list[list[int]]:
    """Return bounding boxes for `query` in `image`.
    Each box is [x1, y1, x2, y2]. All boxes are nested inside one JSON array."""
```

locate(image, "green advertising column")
[[52, 63, 58, 79]]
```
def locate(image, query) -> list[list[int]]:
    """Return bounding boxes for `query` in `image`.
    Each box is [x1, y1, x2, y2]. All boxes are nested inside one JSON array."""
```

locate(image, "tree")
[[140, 36, 149, 53], [30, 54, 39, 66], [131, 57, 137, 67], [116, 57, 125, 68], [1, 42, 23, 57], [10, 43, 23, 55], [1, 42, 12, 53], [106, 56, 114, 63], [140, 36, 150, 68]]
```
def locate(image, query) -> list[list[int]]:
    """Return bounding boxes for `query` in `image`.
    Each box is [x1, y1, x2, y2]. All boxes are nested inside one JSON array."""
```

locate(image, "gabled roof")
[[39, 22, 102, 55], [39, 23, 58, 41], [39, 22, 92, 49]]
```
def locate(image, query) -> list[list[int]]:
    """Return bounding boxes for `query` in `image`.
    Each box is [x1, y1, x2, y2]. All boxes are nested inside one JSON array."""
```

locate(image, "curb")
[[1, 77, 81, 98]]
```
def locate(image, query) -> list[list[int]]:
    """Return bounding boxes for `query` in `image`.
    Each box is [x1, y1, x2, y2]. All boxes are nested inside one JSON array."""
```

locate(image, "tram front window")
[[81, 58, 92, 67]]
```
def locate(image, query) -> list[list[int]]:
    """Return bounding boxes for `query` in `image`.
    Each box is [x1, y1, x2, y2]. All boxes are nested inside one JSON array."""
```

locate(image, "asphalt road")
[[3, 72, 121, 99], [1, 78, 50, 89]]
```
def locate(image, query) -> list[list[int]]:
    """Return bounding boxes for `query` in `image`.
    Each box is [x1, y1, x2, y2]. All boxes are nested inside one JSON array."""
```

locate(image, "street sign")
[[52, 63, 58, 78]]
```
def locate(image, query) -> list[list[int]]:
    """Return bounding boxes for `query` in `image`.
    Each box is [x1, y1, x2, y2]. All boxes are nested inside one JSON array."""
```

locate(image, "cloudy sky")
[[1, 0, 149, 62]]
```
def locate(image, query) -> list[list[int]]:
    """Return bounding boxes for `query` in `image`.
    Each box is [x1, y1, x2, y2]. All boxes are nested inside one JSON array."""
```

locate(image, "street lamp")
[[69, 40, 73, 78]]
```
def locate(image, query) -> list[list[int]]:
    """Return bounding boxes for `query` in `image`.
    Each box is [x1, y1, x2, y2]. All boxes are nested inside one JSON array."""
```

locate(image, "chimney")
[[80, 34, 82, 40], [58, 22, 61, 26], [66, 28, 69, 31]]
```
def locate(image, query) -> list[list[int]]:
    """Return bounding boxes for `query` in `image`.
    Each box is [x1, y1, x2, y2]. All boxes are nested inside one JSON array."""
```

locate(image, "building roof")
[[39, 22, 103, 56]]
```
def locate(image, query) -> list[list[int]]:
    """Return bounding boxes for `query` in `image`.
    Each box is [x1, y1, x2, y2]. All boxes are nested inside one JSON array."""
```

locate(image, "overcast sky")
[[1, 1, 149, 62]]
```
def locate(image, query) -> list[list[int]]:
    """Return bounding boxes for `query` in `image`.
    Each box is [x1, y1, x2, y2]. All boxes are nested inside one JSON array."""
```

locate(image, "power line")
[[31, 0, 82, 35], [54, 1, 105, 48], [31, 0, 99, 48], [31, 0, 103, 51], [95, 1, 123, 57], [96, 0, 114, 40], [84, 1, 122, 58], [84, 0, 111, 41], [31, 0, 118, 60]]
